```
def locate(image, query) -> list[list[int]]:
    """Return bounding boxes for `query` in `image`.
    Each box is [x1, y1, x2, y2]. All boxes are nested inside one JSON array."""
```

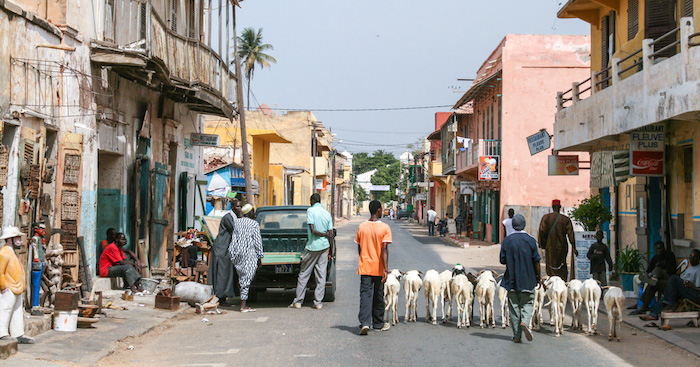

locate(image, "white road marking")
[[294, 354, 317, 358], [255, 316, 269, 322], [177, 364, 227, 367], [192, 349, 240, 355]]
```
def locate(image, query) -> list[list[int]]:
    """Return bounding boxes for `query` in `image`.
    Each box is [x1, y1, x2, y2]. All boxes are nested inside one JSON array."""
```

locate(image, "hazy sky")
[[236, 1, 589, 155]]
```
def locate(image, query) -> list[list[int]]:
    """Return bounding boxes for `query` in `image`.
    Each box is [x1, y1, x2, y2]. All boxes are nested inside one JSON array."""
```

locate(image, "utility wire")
[[268, 105, 453, 112]]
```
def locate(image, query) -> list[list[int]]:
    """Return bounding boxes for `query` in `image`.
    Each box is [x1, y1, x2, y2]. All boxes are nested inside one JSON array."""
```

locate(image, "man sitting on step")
[[99, 233, 142, 292], [640, 249, 700, 322]]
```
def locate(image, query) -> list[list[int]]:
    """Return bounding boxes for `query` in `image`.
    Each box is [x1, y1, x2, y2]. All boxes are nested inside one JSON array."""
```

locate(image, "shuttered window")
[[645, 0, 677, 58], [601, 14, 609, 68], [171, 0, 178, 32], [628, 0, 639, 40], [685, 0, 694, 17], [188, 0, 196, 38]]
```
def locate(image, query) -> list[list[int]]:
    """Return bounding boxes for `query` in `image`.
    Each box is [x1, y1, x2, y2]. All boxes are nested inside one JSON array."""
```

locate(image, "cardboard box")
[[154, 295, 180, 311], [54, 290, 79, 311]]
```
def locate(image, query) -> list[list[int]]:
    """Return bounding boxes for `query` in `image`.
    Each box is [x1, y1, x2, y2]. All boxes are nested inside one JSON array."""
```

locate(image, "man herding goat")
[[499, 214, 541, 343]]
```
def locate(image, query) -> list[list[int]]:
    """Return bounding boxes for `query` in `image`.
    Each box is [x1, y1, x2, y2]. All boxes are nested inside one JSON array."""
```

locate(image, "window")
[[645, 0, 678, 58], [684, 146, 693, 183], [170, 0, 178, 32], [628, 0, 639, 40], [685, 0, 694, 17], [187, 0, 196, 38]]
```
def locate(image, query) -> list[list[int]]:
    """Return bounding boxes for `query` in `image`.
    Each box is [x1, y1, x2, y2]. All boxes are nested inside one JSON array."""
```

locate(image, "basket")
[[63, 154, 81, 185], [61, 190, 80, 220]]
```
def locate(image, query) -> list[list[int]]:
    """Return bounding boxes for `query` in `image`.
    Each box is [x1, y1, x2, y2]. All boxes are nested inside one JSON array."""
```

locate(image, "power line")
[[268, 105, 453, 112], [332, 128, 427, 134]]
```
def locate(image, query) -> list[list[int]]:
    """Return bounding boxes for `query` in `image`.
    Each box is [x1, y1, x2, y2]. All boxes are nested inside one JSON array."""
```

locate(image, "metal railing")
[[649, 26, 681, 59], [690, 32, 700, 47]]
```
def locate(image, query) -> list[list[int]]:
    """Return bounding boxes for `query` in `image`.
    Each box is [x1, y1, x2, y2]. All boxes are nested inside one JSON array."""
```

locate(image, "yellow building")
[[555, 0, 700, 258]]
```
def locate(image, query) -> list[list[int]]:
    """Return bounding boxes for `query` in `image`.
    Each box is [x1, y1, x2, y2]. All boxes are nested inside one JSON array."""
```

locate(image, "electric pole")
[[232, 5, 253, 204]]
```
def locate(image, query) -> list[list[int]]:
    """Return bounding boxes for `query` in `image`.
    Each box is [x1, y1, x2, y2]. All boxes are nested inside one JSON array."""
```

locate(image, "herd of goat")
[[383, 265, 626, 341]]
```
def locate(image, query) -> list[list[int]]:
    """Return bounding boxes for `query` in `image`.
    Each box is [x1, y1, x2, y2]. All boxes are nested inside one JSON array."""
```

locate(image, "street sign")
[[190, 133, 220, 146], [548, 155, 579, 175], [630, 124, 664, 176], [415, 193, 427, 200], [526, 130, 551, 155], [368, 184, 390, 191]]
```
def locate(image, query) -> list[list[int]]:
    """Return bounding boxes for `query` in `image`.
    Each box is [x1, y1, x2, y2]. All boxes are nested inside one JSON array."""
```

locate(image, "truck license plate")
[[275, 264, 293, 274]]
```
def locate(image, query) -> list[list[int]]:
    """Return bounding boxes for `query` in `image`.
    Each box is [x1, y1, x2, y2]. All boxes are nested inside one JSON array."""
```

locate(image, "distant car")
[[397, 209, 412, 220], [384, 208, 391, 217]]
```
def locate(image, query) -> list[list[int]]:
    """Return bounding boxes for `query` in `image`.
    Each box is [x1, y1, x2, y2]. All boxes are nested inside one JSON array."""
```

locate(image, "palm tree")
[[235, 27, 276, 110]]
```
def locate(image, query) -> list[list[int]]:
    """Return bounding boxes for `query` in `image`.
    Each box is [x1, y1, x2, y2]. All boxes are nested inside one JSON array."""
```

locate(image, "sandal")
[[643, 322, 658, 327], [658, 325, 672, 331]]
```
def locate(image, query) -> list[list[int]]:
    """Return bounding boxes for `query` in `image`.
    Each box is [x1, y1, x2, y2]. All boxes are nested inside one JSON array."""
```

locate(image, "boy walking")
[[586, 230, 613, 286], [355, 200, 392, 335]]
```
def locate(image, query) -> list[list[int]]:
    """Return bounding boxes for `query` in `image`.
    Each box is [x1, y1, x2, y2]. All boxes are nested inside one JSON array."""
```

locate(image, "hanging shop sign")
[[190, 133, 220, 147], [478, 156, 500, 181], [548, 155, 579, 175], [630, 125, 664, 176], [315, 179, 327, 191], [415, 193, 427, 201], [459, 181, 476, 194], [526, 130, 551, 155]]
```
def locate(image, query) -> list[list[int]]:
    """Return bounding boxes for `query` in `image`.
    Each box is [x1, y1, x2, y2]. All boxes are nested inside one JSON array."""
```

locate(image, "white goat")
[[497, 279, 509, 329], [544, 276, 568, 337], [581, 278, 602, 335], [451, 274, 474, 328], [567, 279, 584, 330], [383, 269, 402, 326], [603, 286, 625, 342], [530, 283, 546, 331], [424, 270, 441, 325], [439, 270, 453, 323], [403, 270, 423, 323], [475, 270, 499, 328]]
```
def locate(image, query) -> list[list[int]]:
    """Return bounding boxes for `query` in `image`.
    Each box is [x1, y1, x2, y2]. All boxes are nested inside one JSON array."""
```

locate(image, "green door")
[[149, 162, 170, 269]]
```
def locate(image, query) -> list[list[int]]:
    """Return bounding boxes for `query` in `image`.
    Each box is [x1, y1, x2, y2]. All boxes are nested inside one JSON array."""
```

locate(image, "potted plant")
[[616, 244, 644, 291], [570, 194, 613, 231]]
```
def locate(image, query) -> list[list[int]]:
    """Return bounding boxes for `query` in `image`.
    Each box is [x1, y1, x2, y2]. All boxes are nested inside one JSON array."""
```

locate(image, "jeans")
[[107, 264, 141, 288], [508, 290, 534, 340], [428, 222, 435, 236], [649, 274, 700, 317], [359, 275, 384, 328], [639, 267, 670, 309]]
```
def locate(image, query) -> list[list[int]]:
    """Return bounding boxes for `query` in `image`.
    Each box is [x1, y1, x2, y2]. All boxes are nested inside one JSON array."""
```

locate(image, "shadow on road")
[[470, 332, 513, 341], [331, 325, 361, 335]]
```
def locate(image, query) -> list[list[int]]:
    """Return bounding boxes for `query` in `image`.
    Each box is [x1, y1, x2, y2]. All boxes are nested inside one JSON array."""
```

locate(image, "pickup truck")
[[251, 205, 336, 302]]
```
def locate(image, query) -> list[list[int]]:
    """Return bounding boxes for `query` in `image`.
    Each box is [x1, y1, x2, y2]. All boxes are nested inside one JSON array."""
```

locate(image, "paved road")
[[96, 216, 699, 366]]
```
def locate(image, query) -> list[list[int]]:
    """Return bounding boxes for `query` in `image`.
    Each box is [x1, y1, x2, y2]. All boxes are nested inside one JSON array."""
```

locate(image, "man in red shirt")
[[99, 233, 142, 292]]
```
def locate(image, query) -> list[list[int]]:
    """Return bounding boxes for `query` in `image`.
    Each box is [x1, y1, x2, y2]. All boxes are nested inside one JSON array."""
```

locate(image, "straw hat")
[[241, 204, 254, 215], [0, 227, 26, 240]]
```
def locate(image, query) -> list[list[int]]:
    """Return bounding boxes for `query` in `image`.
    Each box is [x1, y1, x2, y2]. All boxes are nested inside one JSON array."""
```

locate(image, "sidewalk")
[[398, 220, 493, 248], [6, 290, 188, 366]]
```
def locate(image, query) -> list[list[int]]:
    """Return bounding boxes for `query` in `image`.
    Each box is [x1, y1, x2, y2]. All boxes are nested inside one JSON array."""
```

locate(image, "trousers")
[[428, 222, 435, 236], [650, 274, 700, 317], [0, 290, 24, 338], [233, 255, 258, 301], [292, 249, 329, 306], [639, 267, 670, 309], [359, 275, 385, 328], [107, 264, 141, 288], [508, 290, 534, 340]]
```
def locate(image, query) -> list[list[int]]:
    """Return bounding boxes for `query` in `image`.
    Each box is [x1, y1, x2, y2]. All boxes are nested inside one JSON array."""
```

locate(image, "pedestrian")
[[586, 230, 613, 286], [427, 206, 437, 236], [0, 227, 34, 344], [355, 200, 392, 335], [499, 214, 540, 343], [207, 210, 238, 306], [389, 208, 395, 220], [537, 199, 578, 280], [502, 208, 515, 237], [289, 193, 334, 309], [229, 201, 264, 312], [99, 233, 143, 292]]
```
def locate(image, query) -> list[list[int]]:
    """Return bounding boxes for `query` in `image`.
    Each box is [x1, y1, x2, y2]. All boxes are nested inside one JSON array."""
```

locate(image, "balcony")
[[555, 17, 700, 152], [91, 0, 236, 118], [455, 139, 501, 176], [428, 161, 443, 178]]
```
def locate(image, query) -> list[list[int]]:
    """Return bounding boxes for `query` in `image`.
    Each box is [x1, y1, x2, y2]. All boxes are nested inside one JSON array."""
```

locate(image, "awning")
[[427, 129, 441, 140], [452, 71, 502, 109]]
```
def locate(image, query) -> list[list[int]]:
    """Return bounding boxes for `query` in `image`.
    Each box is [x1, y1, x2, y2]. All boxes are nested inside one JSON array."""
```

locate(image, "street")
[[94, 216, 699, 367]]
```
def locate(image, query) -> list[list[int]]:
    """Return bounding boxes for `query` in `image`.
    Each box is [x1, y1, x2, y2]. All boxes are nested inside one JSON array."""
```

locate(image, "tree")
[[371, 161, 401, 203], [235, 27, 277, 110]]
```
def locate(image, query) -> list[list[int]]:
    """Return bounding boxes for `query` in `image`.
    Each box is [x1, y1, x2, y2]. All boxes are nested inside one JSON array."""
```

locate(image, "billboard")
[[478, 156, 500, 181]]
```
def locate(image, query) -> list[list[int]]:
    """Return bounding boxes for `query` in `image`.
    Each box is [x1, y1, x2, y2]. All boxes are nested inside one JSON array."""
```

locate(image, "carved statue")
[[0, 227, 34, 344], [40, 242, 63, 308]]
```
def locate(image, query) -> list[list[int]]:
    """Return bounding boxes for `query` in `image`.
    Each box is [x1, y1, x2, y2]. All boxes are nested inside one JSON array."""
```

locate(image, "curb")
[[614, 309, 700, 358], [439, 236, 469, 248]]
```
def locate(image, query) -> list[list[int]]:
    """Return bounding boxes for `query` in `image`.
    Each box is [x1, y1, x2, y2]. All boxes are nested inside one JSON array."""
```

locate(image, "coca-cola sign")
[[630, 125, 664, 176]]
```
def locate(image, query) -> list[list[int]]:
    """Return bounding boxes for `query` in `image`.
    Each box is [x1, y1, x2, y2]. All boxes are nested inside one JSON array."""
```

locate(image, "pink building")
[[449, 34, 592, 241]]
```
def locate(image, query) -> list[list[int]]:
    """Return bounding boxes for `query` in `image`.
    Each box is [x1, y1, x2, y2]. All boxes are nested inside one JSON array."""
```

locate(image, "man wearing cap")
[[538, 199, 577, 279], [500, 214, 540, 343], [289, 193, 334, 310], [0, 227, 34, 344]]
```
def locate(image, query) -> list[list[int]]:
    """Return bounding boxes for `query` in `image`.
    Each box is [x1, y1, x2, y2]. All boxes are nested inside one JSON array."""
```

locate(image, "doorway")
[[96, 152, 125, 272]]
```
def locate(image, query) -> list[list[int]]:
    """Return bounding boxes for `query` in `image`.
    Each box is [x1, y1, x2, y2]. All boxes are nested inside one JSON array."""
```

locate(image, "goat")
[[567, 279, 584, 330], [581, 278, 602, 335], [530, 283, 546, 331], [602, 286, 625, 342], [423, 270, 441, 325], [383, 269, 402, 327], [439, 270, 454, 323], [403, 270, 423, 323], [451, 274, 474, 328], [475, 270, 499, 328], [497, 279, 509, 329], [543, 276, 568, 337]]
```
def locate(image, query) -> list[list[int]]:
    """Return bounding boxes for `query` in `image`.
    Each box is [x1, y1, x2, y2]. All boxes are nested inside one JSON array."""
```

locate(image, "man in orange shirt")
[[0, 227, 34, 344], [354, 200, 392, 335]]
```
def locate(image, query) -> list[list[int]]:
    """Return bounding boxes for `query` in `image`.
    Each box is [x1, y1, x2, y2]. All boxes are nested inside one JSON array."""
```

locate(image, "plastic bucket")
[[141, 278, 159, 293], [54, 310, 78, 332]]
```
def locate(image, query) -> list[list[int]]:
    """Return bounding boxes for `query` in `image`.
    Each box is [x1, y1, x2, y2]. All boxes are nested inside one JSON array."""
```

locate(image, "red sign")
[[631, 150, 664, 176]]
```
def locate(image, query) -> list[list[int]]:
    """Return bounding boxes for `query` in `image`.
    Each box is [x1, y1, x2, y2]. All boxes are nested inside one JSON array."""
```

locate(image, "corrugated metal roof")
[[452, 71, 502, 109]]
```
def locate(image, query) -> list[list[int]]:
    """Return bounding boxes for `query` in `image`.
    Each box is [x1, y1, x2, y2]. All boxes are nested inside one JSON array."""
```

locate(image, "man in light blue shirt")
[[289, 193, 334, 309]]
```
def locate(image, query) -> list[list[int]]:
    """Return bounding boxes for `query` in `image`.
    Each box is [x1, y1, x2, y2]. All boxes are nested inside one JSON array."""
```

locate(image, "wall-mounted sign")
[[478, 156, 500, 181], [368, 184, 391, 191], [459, 181, 476, 194], [315, 179, 327, 191], [191, 133, 220, 146], [526, 130, 551, 155], [630, 125, 664, 176], [415, 193, 427, 201], [548, 155, 579, 175]]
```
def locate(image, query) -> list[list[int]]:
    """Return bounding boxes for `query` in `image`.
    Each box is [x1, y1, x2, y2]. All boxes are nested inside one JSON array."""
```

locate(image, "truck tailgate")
[[262, 252, 302, 265]]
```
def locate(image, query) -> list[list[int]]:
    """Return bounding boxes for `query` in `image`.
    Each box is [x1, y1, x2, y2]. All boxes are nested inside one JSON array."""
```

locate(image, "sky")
[[235, 0, 589, 156]]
